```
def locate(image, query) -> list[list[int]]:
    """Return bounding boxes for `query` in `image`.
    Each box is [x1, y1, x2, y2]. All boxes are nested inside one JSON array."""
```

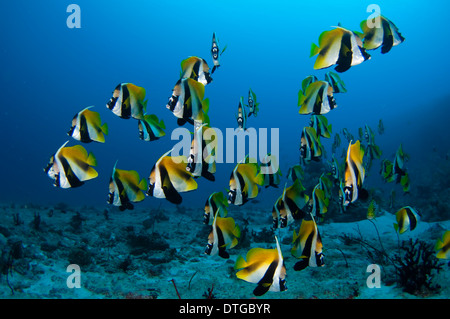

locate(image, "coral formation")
[[394, 238, 443, 295]]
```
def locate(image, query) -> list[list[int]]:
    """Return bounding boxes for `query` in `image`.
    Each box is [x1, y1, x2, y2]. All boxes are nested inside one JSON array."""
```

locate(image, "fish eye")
[[300, 146, 306, 157], [344, 187, 352, 201], [279, 278, 287, 291], [204, 243, 213, 255], [227, 190, 236, 203]]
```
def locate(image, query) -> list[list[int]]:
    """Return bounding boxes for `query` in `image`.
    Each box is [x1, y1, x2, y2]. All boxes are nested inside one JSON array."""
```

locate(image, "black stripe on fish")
[[335, 32, 353, 73], [79, 114, 92, 143], [236, 171, 248, 204], [192, 60, 201, 81], [313, 85, 325, 114], [201, 163, 215, 181], [216, 226, 229, 259], [381, 19, 394, 54], [293, 231, 315, 271], [182, 80, 192, 119], [59, 156, 84, 188], [405, 207, 417, 231], [160, 164, 183, 205], [121, 85, 131, 119], [285, 196, 305, 221], [254, 261, 278, 296]]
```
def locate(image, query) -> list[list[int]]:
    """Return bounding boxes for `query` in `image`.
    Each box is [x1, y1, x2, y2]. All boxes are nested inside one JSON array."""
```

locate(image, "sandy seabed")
[[0, 202, 448, 300]]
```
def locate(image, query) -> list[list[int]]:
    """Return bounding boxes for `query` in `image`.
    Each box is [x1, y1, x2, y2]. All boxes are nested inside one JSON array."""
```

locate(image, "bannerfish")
[[364, 124, 375, 145], [204, 191, 228, 225], [235, 236, 287, 296], [298, 81, 337, 115], [332, 133, 341, 154], [308, 184, 329, 221], [106, 83, 147, 120], [365, 124, 382, 166], [68, 106, 108, 143], [247, 88, 260, 117], [186, 122, 216, 181], [358, 127, 364, 140], [393, 144, 410, 192], [366, 144, 382, 163], [228, 161, 264, 206], [291, 214, 324, 271], [44, 141, 98, 189], [338, 181, 347, 213], [300, 75, 319, 96], [300, 127, 323, 163], [260, 153, 282, 188], [394, 206, 420, 234], [211, 32, 227, 74], [324, 71, 347, 93], [380, 159, 395, 183], [318, 173, 333, 199], [286, 164, 304, 182], [393, 144, 407, 177], [147, 149, 198, 204], [236, 96, 248, 130], [367, 199, 378, 220], [310, 26, 371, 73], [435, 231, 450, 260], [138, 114, 166, 141], [107, 162, 147, 211], [180, 56, 213, 86], [330, 154, 341, 181], [364, 124, 382, 161], [342, 128, 354, 143], [310, 114, 332, 139], [205, 211, 240, 259], [378, 119, 385, 135], [343, 140, 366, 206], [166, 77, 210, 126], [272, 179, 309, 229], [360, 15, 405, 54]]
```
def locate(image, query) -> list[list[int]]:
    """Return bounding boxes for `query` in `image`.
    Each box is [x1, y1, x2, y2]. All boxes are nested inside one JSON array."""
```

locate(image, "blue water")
[[1, 0, 449, 211]]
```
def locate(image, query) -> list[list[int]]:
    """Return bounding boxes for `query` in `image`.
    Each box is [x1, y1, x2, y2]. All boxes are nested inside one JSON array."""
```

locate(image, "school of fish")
[[44, 14, 450, 296]]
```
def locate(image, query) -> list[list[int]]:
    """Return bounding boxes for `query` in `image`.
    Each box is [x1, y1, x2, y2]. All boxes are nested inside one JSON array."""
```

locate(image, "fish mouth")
[[106, 97, 118, 110], [107, 192, 114, 204], [279, 278, 287, 292], [227, 190, 236, 204], [204, 243, 213, 255], [146, 183, 155, 197], [344, 186, 353, 204], [67, 127, 74, 136], [300, 145, 306, 158], [167, 95, 178, 111]]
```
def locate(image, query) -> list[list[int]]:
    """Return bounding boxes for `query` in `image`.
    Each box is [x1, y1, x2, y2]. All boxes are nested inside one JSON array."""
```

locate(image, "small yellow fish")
[[435, 231, 450, 260], [367, 199, 378, 220]]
